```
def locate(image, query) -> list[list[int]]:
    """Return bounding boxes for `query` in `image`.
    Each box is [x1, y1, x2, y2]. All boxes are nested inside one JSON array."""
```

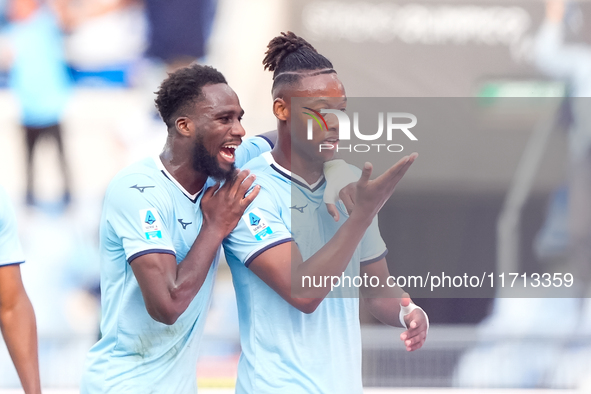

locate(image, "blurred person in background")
[[533, 2, 591, 388], [0, 185, 41, 394], [1, 0, 73, 208], [51, 0, 146, 73], [141, 0, 217, 123], [144, 0, 216, 73], [534, 0, 591, 295]]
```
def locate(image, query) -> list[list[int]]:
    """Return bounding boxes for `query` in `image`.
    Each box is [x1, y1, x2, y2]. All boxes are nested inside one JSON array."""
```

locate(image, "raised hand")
[[200, 169, 260, 237], [351, 153, 418, 220]]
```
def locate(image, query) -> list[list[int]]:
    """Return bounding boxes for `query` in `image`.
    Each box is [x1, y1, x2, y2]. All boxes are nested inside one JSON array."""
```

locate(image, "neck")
[[272, 130, 324, 185], [159, 138, 208, 195]]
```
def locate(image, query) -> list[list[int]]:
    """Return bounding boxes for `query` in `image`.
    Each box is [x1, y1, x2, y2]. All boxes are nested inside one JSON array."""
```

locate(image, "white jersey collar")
[[153, 156, 202, 202], [262, 152, 325, 192]]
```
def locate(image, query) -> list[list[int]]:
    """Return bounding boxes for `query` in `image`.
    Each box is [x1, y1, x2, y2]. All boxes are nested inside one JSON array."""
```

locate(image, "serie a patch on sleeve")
[[139, 208, 163, 240], [242, 207, 273, 241]]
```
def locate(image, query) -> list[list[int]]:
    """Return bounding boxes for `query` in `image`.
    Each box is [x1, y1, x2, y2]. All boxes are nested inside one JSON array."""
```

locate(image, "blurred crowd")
[[0, 0, 218, 209]]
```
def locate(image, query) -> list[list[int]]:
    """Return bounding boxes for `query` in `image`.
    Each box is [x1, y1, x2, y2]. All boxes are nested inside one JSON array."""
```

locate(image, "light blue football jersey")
[[0, 186, 25, 267], [81, 136, 271, 394], [223, 152, 387, 394]]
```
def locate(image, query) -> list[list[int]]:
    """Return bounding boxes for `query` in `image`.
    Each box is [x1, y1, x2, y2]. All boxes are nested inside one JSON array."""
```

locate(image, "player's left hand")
[[399, 294, 428, 352]]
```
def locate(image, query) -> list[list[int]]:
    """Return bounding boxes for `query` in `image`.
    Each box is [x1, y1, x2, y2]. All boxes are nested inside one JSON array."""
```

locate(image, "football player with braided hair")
[[223, 32, 429, 393]]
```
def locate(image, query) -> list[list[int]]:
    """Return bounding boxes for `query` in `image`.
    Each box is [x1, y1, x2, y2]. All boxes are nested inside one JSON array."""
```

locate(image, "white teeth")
[[220, 151, 234, 159], [222, 144, 238, 149]]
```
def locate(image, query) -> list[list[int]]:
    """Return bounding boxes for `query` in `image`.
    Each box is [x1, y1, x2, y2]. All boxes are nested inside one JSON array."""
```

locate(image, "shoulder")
[[108, 159, 161, 189], [104, 158, 169, 204], [234, 135, 274, 168], [245, 135, 274, 149], [241, 154, 269, 173], [243, 156, 286, 195]]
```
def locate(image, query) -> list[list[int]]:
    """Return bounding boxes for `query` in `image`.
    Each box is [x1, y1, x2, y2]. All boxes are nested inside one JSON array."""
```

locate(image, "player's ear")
[[273, 98, 289, 121], [175, 116, 192, 137]]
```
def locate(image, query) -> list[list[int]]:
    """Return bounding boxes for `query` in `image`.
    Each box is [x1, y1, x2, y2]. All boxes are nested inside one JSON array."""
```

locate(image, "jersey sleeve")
[[360, 215, 388, 266], [0, 186, 25, 266], [223, 181, 291, 268], [103, 174, 176, 263], [234, 135, 273, 168]]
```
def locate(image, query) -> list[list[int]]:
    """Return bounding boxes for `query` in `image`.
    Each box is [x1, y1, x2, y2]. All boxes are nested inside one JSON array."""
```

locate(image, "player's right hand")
[[350, 153, 417, 220], [200, 169, 260, 237]]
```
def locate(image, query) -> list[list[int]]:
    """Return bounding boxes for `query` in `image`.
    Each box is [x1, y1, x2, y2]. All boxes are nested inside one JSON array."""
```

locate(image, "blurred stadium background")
[[1, 0, 591, 391]]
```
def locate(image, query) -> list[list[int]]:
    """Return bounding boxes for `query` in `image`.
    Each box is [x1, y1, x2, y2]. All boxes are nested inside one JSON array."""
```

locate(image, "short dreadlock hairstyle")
[[155, 64, 227, 129], [262, 31, 335, 92]]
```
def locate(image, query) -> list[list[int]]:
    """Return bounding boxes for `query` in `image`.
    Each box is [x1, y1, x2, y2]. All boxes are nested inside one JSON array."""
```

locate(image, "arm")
[[248, 154, 417, 313], [234, 133, 277, 168], [131, 170, 259, 325], [360, 259, 428, 352], [0, 265, 41, 394]]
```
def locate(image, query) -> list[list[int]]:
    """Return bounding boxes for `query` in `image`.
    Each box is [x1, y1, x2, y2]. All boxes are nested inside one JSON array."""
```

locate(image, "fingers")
[[339, 183, 356, 214], [227, 169, 250, 195], [400, 307, 428, 351], [326, 203, 340, 222], [399, 153, 418, 179], [405, 337, 426, 352], [357, 162, 373, 188], [202, 182, 220, 201], [241, 184, 260, 207], [237, 173, 257, 198], [400, 323, 427, 352], [384, 154, 412, 181], [400, 292, 411, 308], [373, 153, 417, 193]]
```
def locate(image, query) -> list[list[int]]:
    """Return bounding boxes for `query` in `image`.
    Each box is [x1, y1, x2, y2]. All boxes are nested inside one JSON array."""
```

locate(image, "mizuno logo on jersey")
[[178, 219, 192, 230], [289, 204, 308, 213], [130, 184, 155, 193]]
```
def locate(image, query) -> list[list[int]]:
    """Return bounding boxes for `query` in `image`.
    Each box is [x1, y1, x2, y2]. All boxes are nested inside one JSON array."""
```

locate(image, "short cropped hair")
[[155, 64, 227, 129]]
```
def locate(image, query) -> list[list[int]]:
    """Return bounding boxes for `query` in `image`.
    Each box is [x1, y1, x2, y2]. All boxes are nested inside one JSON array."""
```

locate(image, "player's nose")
[[231, 119, 246, 138], [324, 112, 339, 132]]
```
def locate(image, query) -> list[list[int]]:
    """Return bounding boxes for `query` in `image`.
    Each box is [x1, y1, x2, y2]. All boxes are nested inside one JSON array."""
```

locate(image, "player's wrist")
[[348, 209, 374, 228], [199, 222, 227, 242], [399, 303, 429, 330]]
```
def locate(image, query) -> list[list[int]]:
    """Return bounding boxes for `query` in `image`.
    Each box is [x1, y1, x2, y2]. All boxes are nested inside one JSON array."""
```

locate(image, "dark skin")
[[247, 73, 427, 351], [0, 264, 41, 394], [130, 83, 260, 325]]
